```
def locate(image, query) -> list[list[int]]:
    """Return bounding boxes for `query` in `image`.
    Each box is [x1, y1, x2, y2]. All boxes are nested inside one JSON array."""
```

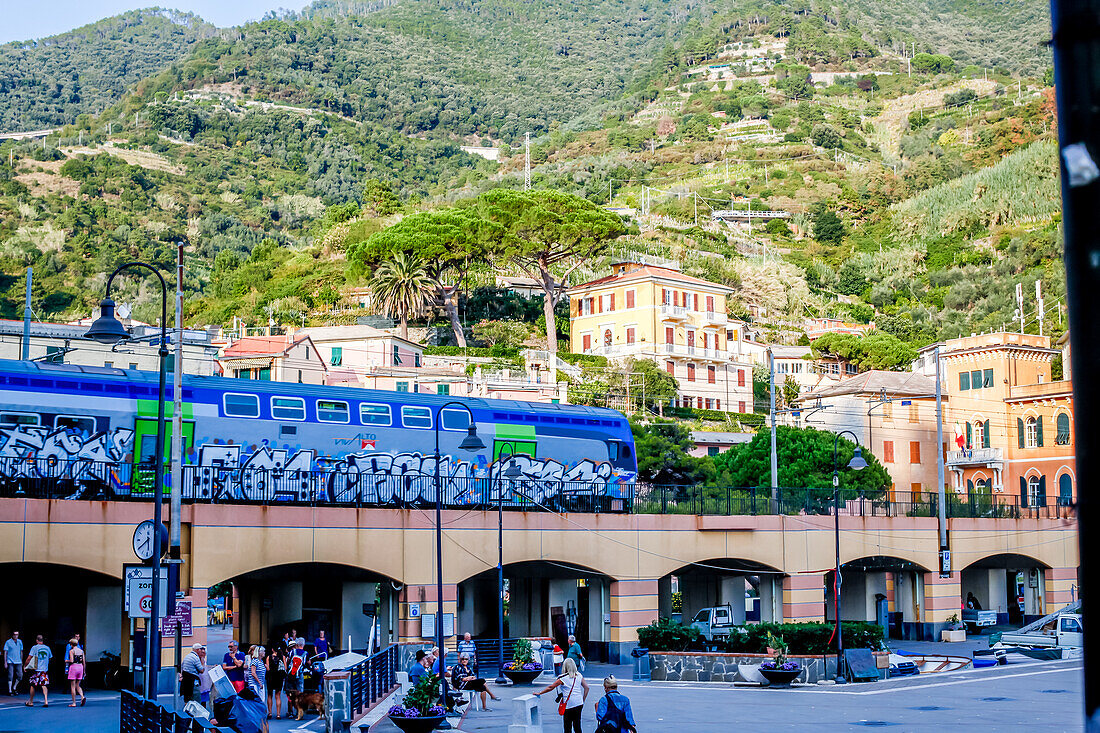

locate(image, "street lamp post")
[[85, 262, 170, 700], [491, 447, 522, 684], [433, 402, 485, 729], [831, 430, 868, 685]]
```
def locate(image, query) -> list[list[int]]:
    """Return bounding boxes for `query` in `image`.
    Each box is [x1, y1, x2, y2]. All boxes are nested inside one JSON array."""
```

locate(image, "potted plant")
[[758, 633, 801, 687], [387, 673, 447, 732], [941, 613, 967, 642], [501, 638, 544, 684]]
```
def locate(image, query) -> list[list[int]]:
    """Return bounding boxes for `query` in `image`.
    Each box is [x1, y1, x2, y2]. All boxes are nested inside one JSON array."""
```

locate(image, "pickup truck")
[[1000, 613, 1083, 648], [962, 609, 998, 634], [689, 605, 735, 648]]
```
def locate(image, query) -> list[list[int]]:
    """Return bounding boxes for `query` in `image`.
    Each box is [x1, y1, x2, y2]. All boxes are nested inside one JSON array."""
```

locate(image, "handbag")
[[558, 676, 578, 716], [24, 654, 36, 672]]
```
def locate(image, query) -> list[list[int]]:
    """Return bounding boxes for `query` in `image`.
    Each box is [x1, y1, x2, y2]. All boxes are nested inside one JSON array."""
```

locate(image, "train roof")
[[0, 358, 630, 423]]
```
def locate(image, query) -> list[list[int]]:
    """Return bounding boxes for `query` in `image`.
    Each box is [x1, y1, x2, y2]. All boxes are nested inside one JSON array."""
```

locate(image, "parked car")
[[688, 605, 735, 648]]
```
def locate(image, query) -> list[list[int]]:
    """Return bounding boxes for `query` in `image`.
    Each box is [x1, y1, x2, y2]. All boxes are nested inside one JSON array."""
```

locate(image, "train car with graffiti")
[[0, 358, 637, 511]]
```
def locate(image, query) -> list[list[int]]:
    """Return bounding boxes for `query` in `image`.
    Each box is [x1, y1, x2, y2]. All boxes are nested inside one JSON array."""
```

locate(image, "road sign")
[[161, 600, 193, 636], [408, 603, 421, 618], [124, 565, 168, 619]]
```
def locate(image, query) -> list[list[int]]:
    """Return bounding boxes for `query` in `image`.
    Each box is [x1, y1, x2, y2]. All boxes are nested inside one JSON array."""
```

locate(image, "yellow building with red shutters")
[[567, 261, 755, 413]]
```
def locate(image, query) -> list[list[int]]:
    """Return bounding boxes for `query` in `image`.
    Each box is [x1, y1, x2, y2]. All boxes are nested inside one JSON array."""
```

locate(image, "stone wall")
[[649, 652, 839, 684]]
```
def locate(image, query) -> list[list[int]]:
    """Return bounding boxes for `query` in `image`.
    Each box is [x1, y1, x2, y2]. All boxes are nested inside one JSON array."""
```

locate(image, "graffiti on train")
[[187, 442, 633, 504], [0, 424, 134, 483]]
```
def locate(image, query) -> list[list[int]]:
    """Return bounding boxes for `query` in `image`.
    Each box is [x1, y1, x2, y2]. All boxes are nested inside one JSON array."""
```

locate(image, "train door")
[[132, 416, 195, 496]]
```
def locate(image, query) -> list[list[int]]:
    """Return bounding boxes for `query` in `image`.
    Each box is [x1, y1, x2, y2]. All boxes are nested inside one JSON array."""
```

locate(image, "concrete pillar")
[[720, 577, 746, 624], [1045, 567, 1078, 608], [399, 583, 459, 647], [782, 574, 824, 622], [922, 572, 962, 637], [608, 579, 659, 663], [657, 576, 672, 620]]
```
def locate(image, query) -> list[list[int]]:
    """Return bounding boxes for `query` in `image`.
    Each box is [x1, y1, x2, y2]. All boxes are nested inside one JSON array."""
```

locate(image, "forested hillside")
[[0, 9, 216, 132]]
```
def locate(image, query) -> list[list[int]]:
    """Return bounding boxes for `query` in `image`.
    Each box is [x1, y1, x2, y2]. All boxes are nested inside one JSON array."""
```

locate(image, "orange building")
[[941, 332, 1074, 513]]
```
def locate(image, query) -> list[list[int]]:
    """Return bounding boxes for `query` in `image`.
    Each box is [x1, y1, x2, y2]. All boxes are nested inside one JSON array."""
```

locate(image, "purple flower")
[[780, 661, 800, 671], [522, 662, 543, 671], [428, 705, 446, 716], [388, 704, 406, 716]]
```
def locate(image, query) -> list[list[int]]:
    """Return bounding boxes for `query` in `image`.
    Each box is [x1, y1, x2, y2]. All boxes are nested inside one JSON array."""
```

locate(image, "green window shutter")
[[965, 421, 972, 447], [1036, 416, 1044, 447], [983, 420, 991, 448], [1038, 475, 1047, 507], [1017, 418, 1025, 449], [1020, 476, 1028, 507], [983, 368, 993, 388], [1059, 474, 1073, 506], [967, 479, 974, 494], [960, 372, 970, 390], [971, 370, 982, 389], [331, 347, 342, 366], [1056, 413, 1070, 445]]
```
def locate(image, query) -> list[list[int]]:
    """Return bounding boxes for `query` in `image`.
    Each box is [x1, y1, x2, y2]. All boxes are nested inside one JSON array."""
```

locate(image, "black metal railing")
[[631, 485, 1077, 520], [348, 644, 397, 718], [120, 689, 231, 733]]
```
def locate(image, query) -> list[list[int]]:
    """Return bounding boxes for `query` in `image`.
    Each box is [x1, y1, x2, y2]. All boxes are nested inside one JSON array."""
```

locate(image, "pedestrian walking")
[[3, 630, 23, 695], [180, 643, 206, 703], [63, 633, 81, 677], [24, 635, 51, 707], [456, 632, 477, 673], [267, 643, 287, 719], [552, 644, 564, 676], [594, 676, 636, 733], [566, 635, 586, 672], [534, 657, 589, 733], [313, 631, 329, 657], [66, 637, 85, 707]]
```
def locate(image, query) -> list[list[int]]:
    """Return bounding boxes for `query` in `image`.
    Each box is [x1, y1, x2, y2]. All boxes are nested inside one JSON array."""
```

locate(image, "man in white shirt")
[[3, 631, 22, 695]]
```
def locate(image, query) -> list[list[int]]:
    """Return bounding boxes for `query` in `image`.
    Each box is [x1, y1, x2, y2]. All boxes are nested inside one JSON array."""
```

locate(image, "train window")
[[360, 403, 392, 426], [0, 412, 39, 427], [317, 400, 350, 423], [622, 444, 632, 459], [271, 397, 306, 421], [223, 393, 260, 418], [440, 409, 470, 431], [56, 416, 95, 435], [608, 442, 620, 461], [401, 406, 432, 429]]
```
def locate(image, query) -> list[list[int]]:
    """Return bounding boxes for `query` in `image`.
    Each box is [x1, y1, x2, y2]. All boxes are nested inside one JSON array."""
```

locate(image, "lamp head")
[[458, 423, 485, 452], [503, 460, 523, 479], [848, 446, 869, 471], [84, 298, 130, 344]]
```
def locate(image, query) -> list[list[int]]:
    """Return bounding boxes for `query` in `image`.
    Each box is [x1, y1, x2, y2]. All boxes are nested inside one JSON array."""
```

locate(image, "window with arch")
[[1056, 413, 1071, 445], [1025, 474, 1046, 507], [972, 420, 984, 449], [1025, 417, 1038, 448], [1058, 473, 1073, 506]]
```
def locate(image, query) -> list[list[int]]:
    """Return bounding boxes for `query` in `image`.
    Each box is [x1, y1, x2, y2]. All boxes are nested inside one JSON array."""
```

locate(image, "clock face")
[[133, 521, 157, 561]]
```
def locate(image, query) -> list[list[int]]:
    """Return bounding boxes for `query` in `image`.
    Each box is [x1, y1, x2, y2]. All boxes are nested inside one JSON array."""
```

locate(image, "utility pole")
[[170, 241, 184, 566], [1016, 282, 1026, 332], [524, 132, 531, 191], [22, 268, 32, 360], [694, 192, 698, 226], [1036, 280, 1045, 337], [768, 348, 778, 509], [1051, 2, 1100, 722], [935, 345, 948, 577]]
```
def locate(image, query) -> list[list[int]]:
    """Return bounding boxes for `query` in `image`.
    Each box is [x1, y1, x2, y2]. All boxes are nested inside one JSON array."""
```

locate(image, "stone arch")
[[832, 555, 930, 628], [961, 553, 1054, 623], [662, 557, 785, 626]]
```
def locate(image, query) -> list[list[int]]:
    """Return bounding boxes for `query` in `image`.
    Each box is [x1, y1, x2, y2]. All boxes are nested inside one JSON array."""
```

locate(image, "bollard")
[[508, 693, 542, 733]]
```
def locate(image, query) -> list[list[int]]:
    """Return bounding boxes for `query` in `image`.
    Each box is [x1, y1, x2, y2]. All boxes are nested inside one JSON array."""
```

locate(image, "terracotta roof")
[[799, 370, 936, 401], [570, 265, 735, 294], [221, 335, 309, 358]]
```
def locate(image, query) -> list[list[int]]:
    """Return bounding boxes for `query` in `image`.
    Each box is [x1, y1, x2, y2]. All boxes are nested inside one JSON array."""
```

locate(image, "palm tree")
[[371, 252, 434, 340]]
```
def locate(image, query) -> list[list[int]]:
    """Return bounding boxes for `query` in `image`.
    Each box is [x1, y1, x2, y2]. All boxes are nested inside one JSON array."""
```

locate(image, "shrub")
[[722, 622, 884, 654], [636, 618, 704, 651]]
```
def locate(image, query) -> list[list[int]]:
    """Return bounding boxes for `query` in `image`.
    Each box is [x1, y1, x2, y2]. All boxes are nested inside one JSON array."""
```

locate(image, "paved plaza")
[[0, 657, 1081, 733]]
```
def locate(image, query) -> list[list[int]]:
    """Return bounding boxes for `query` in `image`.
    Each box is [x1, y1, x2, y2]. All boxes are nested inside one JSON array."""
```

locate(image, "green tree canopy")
[[813, 208, 846, 244], [472, 190, 627, 353], [631, 420, 715, 487], [811, 332, 918, 371], [370, 251, 434, 339], [712, 426, 890, 494]]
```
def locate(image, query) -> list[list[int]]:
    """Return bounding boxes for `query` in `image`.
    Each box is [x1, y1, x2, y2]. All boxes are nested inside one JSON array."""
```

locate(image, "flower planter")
[[941, 629, 966, 642], [501, 668, 543, 685], [759, 667, 801, 687], [389, 714, 446, 733]]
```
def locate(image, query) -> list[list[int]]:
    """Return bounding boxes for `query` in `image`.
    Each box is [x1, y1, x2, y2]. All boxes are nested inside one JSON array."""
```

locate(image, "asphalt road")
[[0, 659, 1084, 732]]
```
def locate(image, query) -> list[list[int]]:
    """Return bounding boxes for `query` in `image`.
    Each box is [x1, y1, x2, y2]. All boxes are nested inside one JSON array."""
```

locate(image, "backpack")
[[595, 693, 634, 733]]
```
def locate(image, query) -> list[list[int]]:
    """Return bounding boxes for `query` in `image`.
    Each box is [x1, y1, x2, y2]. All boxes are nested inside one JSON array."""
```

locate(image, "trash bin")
[[631, 647, 650, 681]]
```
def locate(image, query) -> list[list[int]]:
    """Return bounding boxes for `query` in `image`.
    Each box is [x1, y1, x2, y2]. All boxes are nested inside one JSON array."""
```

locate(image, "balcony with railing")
[[660, 304, 690, 320], [703, 310, 728, 326], [662, 344, 728, 361], [946, 447, 1004, 467]]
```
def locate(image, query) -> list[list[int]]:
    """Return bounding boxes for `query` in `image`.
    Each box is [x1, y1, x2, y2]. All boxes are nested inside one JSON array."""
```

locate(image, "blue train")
[[0, 358, 637, 511]]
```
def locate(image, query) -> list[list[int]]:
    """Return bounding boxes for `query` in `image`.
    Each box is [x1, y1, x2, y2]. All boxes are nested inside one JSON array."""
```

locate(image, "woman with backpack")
[[534, 657, 589, 733], [594, 676, 636, 733], [66, 638, 85, 707]]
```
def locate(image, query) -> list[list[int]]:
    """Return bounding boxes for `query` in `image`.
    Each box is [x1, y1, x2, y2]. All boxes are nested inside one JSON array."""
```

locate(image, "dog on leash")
[[288, 690, 326, 720]]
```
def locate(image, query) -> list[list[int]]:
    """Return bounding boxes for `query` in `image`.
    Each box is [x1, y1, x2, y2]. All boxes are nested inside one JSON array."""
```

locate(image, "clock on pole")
[[132, 520, 167, 562]]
